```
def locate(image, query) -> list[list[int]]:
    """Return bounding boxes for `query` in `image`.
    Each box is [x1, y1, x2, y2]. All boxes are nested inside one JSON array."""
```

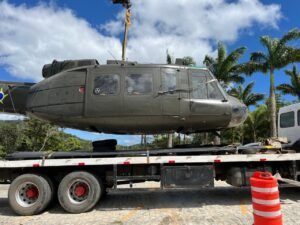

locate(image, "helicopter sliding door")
[[188, 69, 231, 130], [120, 66, 161, 133], [123, 67, 161, 115]]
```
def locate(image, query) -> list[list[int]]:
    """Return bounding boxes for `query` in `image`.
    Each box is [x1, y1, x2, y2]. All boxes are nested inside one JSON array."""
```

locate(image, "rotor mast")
[[112, 0, 132, 61]]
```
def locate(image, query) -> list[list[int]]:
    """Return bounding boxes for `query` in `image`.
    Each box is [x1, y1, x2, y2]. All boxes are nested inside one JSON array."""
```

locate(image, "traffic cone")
[[250, 171, 282, 225]]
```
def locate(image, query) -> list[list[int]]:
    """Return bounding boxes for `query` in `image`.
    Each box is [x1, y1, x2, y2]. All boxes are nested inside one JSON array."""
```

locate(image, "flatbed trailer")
[[1, 146, 300, 216]]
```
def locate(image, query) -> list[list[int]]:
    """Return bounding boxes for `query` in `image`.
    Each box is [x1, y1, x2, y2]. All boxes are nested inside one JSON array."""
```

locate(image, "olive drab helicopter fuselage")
[[0, 59, 247, 134]]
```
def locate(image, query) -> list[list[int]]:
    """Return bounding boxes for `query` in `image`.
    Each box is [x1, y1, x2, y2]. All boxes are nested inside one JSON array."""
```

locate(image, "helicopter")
[[0, 0, 247, 137], [0, 58, 247, 135]]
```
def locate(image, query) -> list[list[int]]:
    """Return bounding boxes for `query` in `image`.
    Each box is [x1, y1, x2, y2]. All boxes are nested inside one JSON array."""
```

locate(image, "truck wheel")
[[58, 171, 102, 213], [8, 174, 52, 216]]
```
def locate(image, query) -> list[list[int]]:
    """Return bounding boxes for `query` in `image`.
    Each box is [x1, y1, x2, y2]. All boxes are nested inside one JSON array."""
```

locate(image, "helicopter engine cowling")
[[42, 59, 99, 78]]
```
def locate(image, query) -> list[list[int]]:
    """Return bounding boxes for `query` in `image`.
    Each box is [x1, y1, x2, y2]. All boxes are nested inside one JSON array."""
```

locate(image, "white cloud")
[[0, 0, 281, 82], [0, 1, 282, 145], [120, 0, 281, 63], [0, 1, 122, 81]]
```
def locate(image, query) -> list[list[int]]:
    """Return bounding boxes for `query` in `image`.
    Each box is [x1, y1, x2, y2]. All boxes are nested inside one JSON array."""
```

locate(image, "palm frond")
[[237, 62, 268, 75], [228, 82, 264, 107], [275, 47, 300, 68], [260, 36, 274, 55], [276, 84, 296, 95], [242, 82, 255, 101], [219, 47, 246, 74], [203, 55, 215, 67], [217, 42, 226, 64], [289, 67, 300, 89], [245, 94, 265, 107], [278, 28, 300, 46], [226, 73, 245, 84], [228, 87, 240, 98], [284, 65, 297, 77], [250, 52, 268, 64]]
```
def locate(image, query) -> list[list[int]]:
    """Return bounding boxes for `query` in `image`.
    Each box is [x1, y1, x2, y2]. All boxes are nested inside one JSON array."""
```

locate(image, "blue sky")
[[0, 0, 299, 145]]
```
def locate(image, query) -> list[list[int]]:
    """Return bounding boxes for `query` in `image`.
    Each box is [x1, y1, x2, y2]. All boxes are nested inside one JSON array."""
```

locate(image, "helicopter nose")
[[228, 96, 248, 127]]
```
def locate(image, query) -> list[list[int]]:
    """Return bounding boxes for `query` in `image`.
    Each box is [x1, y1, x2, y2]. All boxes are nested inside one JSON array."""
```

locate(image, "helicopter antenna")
[[112, 0, 132, 61], [107, 50, 119, 64]]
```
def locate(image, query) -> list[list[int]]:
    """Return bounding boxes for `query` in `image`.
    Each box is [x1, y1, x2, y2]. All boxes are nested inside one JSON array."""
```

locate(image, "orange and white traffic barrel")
[[250, 171, 282, 225]]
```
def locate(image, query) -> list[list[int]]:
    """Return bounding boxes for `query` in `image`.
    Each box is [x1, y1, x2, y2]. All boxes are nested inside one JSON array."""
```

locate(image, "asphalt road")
[[0, 182, 300, 225]]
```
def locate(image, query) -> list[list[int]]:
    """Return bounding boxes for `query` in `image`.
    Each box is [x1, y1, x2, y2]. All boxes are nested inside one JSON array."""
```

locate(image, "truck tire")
[[8, 174, 52, 216], [43, 175, 56, 207], [58, 171, 102, 213]]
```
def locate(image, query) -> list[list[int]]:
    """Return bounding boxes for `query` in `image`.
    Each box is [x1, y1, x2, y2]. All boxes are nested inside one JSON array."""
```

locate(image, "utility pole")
[[112, 0, 132, 61]]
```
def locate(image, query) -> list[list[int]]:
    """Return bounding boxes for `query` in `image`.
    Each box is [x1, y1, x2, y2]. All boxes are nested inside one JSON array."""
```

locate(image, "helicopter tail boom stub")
[[0, 81, 35, 115]]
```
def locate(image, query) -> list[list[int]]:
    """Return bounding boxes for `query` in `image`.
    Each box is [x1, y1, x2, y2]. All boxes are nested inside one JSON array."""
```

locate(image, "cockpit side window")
[[207, 81, 225, 100], [94, 74, 120, 95], [162, 70, 177, 94], [190, 70, 225, 100], [126, 74, 153, 95]]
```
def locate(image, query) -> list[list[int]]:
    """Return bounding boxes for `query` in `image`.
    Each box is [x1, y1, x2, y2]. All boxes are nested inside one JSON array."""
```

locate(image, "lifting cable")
[[112, 0, 132, 61]]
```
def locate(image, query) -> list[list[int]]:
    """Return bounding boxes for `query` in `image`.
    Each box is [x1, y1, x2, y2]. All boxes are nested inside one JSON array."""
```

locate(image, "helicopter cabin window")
[[280, 111, 295, 128], [93, 74, 120, 95], [162, 71, 177, 94], [126, 74, 153, 95]]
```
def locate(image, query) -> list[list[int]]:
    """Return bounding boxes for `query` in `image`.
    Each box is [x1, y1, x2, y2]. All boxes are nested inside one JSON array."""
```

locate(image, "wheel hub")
[[69, 181, 90, 203], [16, 183, 40, 207], [74, 185, 87, 197], [26, 187, 39, 199]]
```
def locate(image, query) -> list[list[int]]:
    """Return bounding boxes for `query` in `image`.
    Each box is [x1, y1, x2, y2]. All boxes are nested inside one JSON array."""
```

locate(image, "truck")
[[1, 103, 300, 216]]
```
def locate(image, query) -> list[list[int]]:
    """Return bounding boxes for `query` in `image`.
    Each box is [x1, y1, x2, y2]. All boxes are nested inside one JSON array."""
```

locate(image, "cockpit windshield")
[[189, 69, 226, 100]]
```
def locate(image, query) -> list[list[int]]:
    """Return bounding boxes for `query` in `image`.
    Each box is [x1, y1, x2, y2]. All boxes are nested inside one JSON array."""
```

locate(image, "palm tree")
[[277, 65, 300, 101], [182, 56, 196, 66], [245, 28, 300, 137], [204, 43, 247, 145], [166, 49, 172, 65], [244, 105, 270, 142], [229, 82, 264, 107], [203, 42, 247, 88], [228, 82, 264, 143]]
